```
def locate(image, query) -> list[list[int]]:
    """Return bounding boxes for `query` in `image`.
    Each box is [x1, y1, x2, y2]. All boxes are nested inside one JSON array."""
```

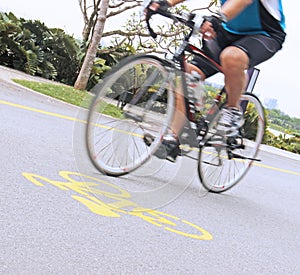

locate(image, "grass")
[[13, 79, 93, 108], [269, 122, 300, 136], [12, 79, 123, 118]]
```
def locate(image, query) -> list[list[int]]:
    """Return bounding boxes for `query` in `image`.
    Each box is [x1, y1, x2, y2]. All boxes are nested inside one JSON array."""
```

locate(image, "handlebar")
[[144, 2, 203, 39]]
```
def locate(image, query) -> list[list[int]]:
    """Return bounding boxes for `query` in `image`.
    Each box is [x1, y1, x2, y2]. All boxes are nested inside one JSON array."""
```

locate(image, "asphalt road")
[[1, 66, 299, 274]]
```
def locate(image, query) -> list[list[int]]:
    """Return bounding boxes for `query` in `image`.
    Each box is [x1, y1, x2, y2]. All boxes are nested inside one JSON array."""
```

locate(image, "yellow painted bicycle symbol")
[[23, 171, 212, 241]]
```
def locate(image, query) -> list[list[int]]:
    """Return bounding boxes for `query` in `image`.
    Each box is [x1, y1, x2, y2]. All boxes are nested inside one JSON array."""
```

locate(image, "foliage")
[[0, 10, 134, 89], [263, 109, 300, 154], [102, 4, 197, 57], [200, 86, 300, 154], [80, 0, 143, 43], [266, 108, 300, 134], [243, 102, 265, 141], [0, 12, 81, 85], [263, 130, 300, 154]]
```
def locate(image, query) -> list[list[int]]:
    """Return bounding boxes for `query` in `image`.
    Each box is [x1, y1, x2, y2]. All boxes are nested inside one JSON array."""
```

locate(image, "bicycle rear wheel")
[[198, 93, 265, 193], [86, 55, 175, 176]]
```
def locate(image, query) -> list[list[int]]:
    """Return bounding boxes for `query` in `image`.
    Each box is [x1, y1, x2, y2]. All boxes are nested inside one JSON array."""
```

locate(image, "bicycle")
[[85, 4, 265, 193]]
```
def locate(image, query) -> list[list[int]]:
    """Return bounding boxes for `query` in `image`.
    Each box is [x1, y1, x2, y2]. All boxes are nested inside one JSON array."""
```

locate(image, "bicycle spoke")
[[86, 55, 175, 176], [198, 93, 265, 192]]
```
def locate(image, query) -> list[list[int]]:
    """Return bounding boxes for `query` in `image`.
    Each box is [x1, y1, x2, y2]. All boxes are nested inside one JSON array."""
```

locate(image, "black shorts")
[[191, 28, 285, 78]]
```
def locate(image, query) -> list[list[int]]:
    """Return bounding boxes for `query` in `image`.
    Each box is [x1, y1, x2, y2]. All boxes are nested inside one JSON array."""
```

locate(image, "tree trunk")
[[74, 0, 109, 90]]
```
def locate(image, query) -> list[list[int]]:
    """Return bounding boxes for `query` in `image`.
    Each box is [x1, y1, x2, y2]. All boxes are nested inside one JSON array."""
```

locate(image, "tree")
[[74, 0, 110, 90], [75, 0, 144, 90], [100, 0, 219, 57], [75, 0, 218, 90], [79, 0, 101, 43], [79, 0, 142, 43]]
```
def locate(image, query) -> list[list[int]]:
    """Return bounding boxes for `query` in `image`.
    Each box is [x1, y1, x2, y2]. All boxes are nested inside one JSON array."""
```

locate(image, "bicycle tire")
[[86, 55, 175, 176], [198, 93, 265, 193]]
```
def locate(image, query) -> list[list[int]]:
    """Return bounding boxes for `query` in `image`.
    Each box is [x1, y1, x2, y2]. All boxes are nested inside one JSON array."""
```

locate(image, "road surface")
[[1, 66, 299, 274]]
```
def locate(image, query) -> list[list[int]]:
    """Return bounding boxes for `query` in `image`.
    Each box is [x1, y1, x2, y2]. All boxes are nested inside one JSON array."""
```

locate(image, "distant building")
[[264, 98, 278, 109]]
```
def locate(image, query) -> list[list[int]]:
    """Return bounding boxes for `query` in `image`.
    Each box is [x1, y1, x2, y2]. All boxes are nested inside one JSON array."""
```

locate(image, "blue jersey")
[[221, 0, 285, 35]]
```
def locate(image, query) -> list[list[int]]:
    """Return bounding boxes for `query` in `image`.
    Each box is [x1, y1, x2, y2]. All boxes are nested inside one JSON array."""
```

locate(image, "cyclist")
[[145, 0, 286, 162]]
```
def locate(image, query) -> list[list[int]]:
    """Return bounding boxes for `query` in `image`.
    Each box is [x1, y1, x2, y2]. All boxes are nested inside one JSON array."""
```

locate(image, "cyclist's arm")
[[168, 0, 254, 15], [221, 0, 253, 20]]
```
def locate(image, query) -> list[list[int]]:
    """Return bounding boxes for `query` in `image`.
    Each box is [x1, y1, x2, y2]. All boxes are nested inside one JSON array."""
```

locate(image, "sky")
[[1, 0, 299, 118]]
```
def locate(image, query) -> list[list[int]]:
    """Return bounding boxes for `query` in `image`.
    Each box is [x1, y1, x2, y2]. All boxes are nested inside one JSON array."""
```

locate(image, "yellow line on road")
[[0, 99, 87, 124], [0, 99, 142, 137], [252, 162, 300, 176], [1, 99, 299, 177]]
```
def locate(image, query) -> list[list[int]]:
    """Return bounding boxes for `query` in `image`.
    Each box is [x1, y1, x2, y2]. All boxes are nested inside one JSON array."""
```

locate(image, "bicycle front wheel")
[[198, 93, 265, 193], [86, 55, 175, 176]]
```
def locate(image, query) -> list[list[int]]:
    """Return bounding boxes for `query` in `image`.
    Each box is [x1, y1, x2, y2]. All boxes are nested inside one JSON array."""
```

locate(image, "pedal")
[[124, 112, 143, 122], [230, 152, 261, 162], [143, 133, 154, 146]]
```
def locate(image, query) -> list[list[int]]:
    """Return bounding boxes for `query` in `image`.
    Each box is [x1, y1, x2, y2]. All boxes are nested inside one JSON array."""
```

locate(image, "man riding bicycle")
[[145, 0, 286, 162]]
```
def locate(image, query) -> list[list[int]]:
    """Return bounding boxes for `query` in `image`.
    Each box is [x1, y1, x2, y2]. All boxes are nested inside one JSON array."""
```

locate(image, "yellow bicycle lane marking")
[[0, 99, 143, 138], [23, 171, 213, 241], [1, 98, 300, 177]]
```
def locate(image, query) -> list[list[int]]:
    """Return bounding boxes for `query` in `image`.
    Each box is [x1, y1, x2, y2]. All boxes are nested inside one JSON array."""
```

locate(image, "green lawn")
[[13, 79, 92, 108], [12, 79, 122, 118]]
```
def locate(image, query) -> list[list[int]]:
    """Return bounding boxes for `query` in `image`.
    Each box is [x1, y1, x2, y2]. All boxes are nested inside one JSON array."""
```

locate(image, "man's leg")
[[170, 63, 206, 136], [156, 63, 206, 162], [216, 46, 249, 136], [172, 46, 249, 137], [220, 46, 249, 108]]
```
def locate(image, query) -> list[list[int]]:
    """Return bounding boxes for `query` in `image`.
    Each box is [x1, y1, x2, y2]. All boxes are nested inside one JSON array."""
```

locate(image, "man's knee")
[[220, 46, 249, 70]]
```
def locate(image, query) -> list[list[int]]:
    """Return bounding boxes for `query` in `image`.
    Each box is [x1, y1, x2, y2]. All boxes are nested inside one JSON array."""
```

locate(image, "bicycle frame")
[[146, 7, 260, 128], [85, 3, 265, 186]]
